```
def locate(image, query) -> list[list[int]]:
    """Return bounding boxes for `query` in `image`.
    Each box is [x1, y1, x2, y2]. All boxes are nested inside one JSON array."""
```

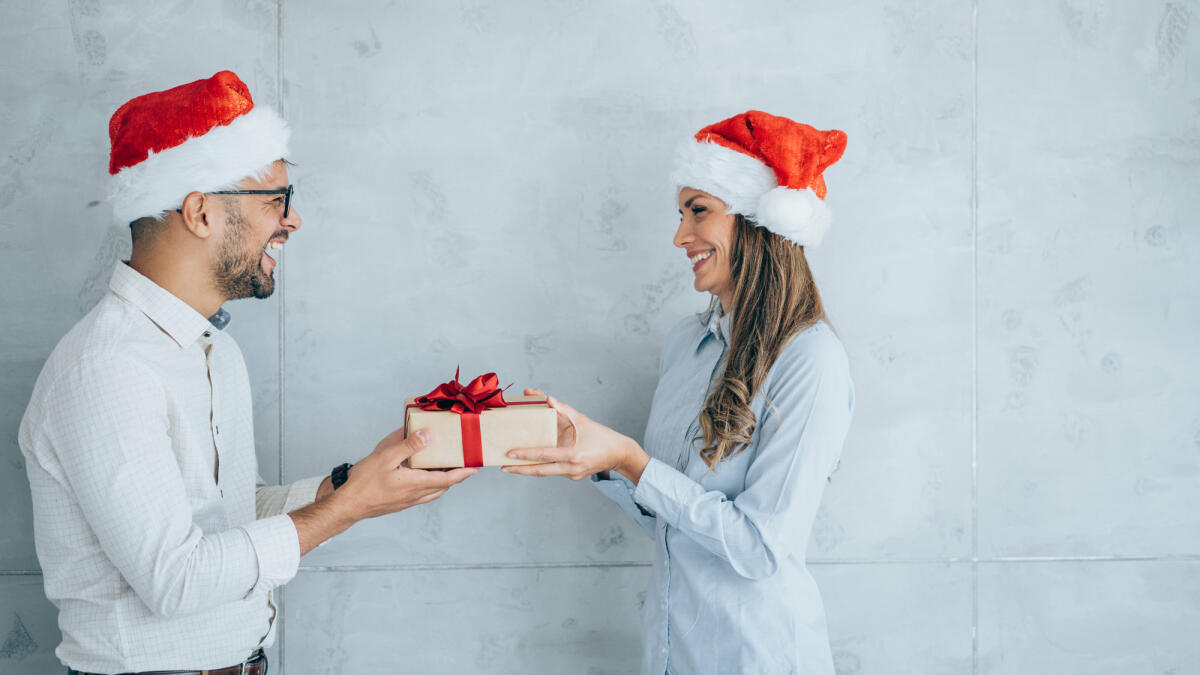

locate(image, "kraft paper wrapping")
[[404, 395, 558, 468]]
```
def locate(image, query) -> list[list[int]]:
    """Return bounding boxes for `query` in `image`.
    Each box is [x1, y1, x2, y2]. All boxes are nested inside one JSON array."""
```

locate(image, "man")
[[18, 70, 477, 674]]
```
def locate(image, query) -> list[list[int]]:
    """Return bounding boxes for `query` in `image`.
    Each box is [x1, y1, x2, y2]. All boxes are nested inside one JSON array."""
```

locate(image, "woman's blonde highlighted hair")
[[697, 214, 826, 469]]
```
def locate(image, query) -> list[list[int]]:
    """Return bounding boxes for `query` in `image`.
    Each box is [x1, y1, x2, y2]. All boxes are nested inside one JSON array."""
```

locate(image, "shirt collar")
[[108, 262, 218, 349], [697, 303, 731, 350]]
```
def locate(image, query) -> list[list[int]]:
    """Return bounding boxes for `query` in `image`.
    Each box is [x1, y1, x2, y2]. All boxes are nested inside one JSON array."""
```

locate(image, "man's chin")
[[251, 273, 276, 299]]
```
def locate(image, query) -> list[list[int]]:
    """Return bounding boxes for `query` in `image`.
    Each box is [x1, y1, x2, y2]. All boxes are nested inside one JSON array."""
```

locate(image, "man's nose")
[[282, 206, 302, 231]]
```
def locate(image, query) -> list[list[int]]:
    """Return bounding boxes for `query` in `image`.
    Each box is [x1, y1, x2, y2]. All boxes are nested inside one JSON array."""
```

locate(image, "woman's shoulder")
[[661, 311, 710, 351], [769, 320, 851, 383]]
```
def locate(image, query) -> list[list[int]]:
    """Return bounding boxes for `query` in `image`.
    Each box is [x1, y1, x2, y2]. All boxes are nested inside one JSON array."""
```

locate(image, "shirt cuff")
[[282, 475, 327, 513], [239, 513, 301, 594], [593, 472, 656, 518], [632, 457, 697, 527]]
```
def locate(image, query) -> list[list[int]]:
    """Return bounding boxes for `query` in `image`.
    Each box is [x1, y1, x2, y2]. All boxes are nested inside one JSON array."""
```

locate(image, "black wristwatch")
[[330, 462, 352, 490]]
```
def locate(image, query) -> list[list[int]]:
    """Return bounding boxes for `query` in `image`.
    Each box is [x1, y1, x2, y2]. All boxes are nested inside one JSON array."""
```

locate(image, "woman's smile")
[[689, 248, 714, 273]]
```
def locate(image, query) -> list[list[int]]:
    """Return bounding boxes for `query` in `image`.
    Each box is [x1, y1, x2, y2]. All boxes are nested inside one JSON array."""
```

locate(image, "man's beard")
[[212, 201, 278, 300]]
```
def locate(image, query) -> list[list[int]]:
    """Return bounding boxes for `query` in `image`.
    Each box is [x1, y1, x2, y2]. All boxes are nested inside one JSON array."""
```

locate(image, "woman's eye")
[[692, 207, 706, 215]]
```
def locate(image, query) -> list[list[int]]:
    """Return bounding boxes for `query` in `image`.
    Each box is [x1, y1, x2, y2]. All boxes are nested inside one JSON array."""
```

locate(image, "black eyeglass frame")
[[173, 185, 294, 218]]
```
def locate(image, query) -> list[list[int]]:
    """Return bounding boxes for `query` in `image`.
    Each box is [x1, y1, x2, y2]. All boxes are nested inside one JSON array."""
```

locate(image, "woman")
[[503, 110, 854, 674]]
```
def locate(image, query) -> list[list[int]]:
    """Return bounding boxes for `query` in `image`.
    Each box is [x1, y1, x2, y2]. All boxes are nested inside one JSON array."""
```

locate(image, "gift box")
[[403, 370, 557, 469]]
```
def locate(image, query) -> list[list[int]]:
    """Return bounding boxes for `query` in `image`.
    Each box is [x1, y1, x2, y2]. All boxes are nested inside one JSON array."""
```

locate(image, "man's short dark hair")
[[129, 216, 165, 245]]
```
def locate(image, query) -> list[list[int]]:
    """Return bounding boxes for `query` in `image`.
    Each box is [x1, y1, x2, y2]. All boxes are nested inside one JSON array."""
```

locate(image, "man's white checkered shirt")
[[19, 261, 325, 673]]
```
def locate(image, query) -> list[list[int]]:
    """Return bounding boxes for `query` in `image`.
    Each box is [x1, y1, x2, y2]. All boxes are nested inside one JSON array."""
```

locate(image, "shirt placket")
[[203, 331, 277, 643], [202, 333, 222, 490], [658, 326, 729, 674]]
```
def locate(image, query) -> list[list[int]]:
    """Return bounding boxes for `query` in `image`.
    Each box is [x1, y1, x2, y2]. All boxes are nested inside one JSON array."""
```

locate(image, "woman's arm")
[[634, 339, 853, 578], [502, 389, 657, 536], [591, 470, 658, 539], [506, 337, 852, 579]]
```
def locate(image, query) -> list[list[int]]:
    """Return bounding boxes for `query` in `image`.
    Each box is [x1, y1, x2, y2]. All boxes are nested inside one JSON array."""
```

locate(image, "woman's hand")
[[502, 389, 651, 484]]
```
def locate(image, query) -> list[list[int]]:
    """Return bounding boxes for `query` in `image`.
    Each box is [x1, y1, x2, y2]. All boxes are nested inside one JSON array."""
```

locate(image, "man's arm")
[[51, 354, 474, 615], [289, 428, 476, 555], [256, 475, 327, 518]]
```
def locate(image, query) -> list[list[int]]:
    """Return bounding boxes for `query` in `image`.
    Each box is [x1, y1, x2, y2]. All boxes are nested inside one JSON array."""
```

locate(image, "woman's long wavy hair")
[[697, 214, 826, 470]]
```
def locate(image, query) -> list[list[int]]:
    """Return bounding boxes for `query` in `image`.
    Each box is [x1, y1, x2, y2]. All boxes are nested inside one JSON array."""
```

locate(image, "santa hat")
[[670, 110, 847, 246], [107, 70, 290, 224]]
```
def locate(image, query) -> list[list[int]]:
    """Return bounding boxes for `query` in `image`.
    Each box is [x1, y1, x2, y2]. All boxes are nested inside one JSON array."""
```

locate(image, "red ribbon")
[[410, 368, 509, 467]]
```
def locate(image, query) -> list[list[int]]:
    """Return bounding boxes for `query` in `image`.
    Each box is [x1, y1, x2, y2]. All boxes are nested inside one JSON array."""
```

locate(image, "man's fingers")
[[403, 465, 477, 488], [388, 428, 433, 461], [506, 447, 571, 463], [418, 489, 447, 504], [439, 467, 478, 484], [523, 387, 546, 397]]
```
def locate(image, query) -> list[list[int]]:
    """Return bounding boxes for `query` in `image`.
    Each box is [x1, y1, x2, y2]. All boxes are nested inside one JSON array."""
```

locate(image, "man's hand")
[[341, 428, 477, 518], [290, 428, 476, 555]]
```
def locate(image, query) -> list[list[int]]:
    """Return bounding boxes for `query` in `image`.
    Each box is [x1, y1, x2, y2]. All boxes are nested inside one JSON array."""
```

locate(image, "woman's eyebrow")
[[684, 195, 699, 208]]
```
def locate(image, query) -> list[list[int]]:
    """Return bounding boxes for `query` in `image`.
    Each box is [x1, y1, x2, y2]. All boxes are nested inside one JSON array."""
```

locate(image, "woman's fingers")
[[523, 387, 546, 397], [544, 395, 585, 427], [506, 446, 571, 463], [500, 462, 573, 477]]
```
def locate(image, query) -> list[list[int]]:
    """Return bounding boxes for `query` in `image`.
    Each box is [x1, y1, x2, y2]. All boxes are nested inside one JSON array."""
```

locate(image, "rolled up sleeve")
[[255, 475, 326, 519], [238, 513, 301, 592]]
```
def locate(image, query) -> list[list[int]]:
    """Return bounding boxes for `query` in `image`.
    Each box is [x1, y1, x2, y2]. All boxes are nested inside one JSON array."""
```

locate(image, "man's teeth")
[[689, 250, 713, 264], [266, 241, 284, 250]]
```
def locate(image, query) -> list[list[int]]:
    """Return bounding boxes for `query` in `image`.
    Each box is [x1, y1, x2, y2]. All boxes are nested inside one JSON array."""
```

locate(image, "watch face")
[[332, 463, 350, 489]]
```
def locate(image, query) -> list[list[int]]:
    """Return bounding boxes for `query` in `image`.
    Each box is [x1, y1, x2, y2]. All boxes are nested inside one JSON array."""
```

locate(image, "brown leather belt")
[[68, 649, 266, 675]]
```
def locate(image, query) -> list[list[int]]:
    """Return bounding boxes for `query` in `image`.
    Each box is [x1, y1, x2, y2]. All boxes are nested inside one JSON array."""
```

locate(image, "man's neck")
[[127, 251, 225, 319]]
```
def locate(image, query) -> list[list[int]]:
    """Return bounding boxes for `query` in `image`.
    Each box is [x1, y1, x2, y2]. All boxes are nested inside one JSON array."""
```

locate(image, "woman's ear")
[[178, 191, 213, 239]]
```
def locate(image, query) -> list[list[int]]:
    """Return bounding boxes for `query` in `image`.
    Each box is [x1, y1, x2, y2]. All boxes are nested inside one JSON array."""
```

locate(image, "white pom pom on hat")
[[670, 110, 847, 247]]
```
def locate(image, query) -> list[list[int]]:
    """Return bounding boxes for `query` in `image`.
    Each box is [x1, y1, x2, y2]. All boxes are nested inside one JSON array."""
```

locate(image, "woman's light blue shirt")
[[594, 306, 854, 675]]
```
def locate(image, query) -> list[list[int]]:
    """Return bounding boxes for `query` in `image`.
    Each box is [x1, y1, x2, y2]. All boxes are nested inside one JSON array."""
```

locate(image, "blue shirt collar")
[[698, 303, 731, 350]]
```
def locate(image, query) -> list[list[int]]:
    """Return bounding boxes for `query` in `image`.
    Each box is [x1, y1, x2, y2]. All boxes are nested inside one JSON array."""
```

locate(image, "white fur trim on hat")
[[671, 140, 776, 218], [108, 106, 291, 224], [756, 186, 831, 247], [670, 139, 833, 246]]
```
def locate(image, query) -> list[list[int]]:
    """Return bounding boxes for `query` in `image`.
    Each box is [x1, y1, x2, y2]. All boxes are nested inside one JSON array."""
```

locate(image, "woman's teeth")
[[689, 250, 713, 264]]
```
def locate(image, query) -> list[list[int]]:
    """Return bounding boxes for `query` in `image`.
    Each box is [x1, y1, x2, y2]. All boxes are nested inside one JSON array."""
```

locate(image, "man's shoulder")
[[33, 293, 160, 395], [21, 294, 156, 452]]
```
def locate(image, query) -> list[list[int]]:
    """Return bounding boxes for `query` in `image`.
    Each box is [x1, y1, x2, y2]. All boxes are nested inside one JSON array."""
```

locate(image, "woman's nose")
[[673, 219, 691, 248]]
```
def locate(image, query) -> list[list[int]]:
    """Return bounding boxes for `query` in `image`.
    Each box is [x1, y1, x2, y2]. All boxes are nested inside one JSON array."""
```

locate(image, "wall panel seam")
[[9, 555, 1200, 579], [275, 2, 286, 672], [971, 0, 981, 673]]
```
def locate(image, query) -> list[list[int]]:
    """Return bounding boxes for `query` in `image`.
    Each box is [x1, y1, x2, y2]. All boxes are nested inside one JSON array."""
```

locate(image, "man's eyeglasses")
[[174, 185, 294, 218]]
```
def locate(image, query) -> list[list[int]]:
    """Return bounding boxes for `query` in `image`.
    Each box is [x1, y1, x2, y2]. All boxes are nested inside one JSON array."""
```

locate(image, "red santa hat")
[[671, 110, 847, 246], [107, 70, 290, 224]]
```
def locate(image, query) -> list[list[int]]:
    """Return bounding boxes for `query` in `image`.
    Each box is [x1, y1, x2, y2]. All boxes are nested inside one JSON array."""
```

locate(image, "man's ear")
[[179, 191, 214, 239]]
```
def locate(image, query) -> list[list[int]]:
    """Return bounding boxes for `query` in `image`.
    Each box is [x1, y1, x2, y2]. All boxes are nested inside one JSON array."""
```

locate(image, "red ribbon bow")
[[410, 368, 512, 467], [415, 367, 508, 414]]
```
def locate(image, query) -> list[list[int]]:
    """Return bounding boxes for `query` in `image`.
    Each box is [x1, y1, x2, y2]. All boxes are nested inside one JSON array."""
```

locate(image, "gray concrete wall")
[[1, 1, 1197, 673]]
